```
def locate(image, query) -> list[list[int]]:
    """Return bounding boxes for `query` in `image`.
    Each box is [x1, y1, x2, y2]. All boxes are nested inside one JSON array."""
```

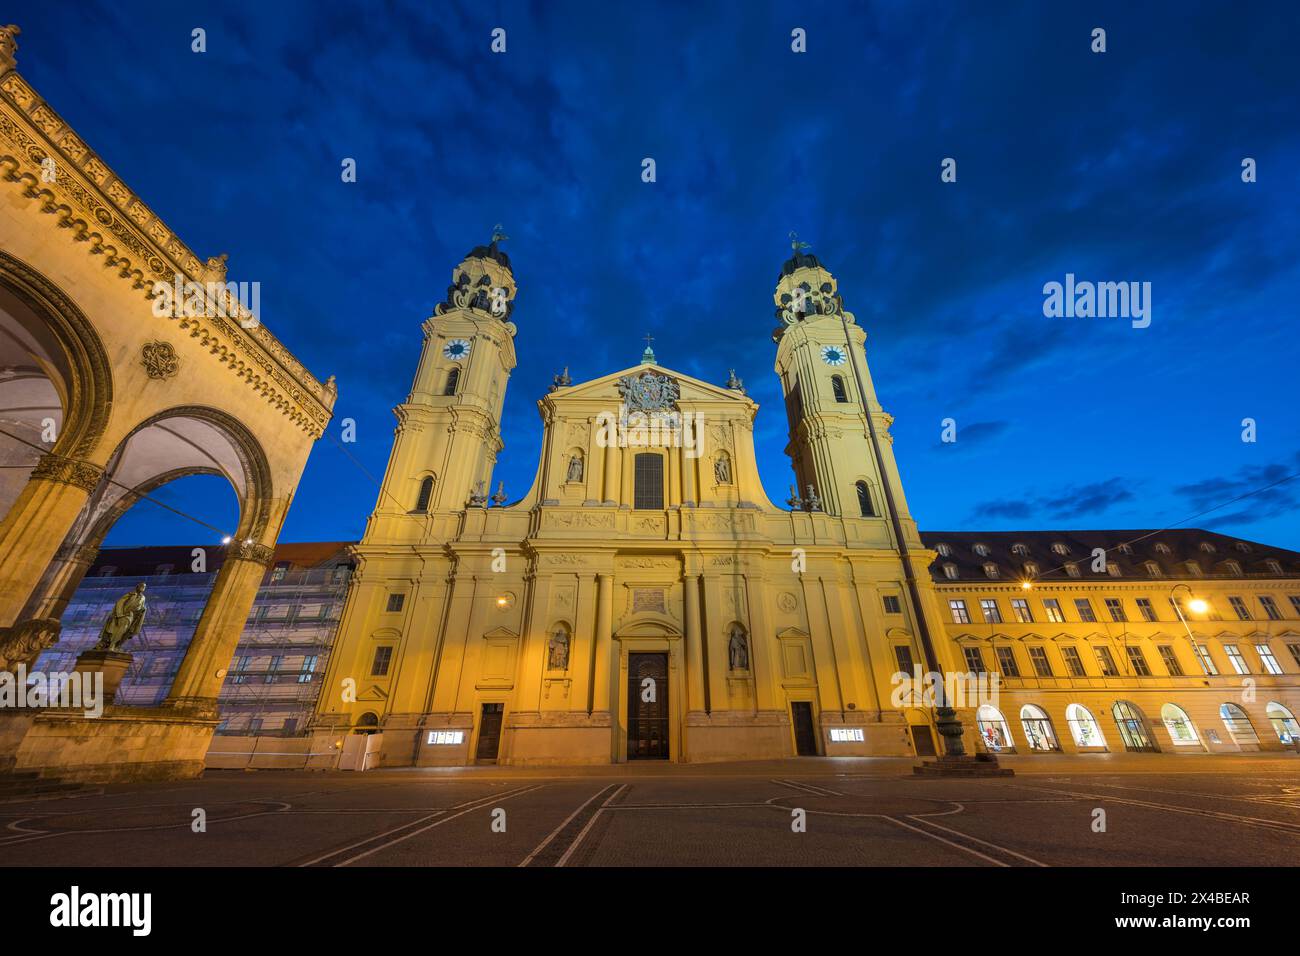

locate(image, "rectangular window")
[[231, 655, 251, 685], [1094, 646, 1120, 677], [980, 599, 1002, 624], [1011, 598, 1033, 623], [1043, 599, 1065, 623], [1228, 596, 1251, 620], [386, 593, 405, 613], [1028, 646, 1053, 677], [298, 655, 318, 684], [1104, 598, 1127, 623], [1061, 645, 1086, 677], [1125, 646, 1151, 676], [249, 718, 263, 734], [265, 655, 282, 684], [949, 600, 971, 624], [633, 452, 664, 510], [994, 646, 1020, 677], [1256, 643, 1283, 675], [962, 647, 985, 673], [371, 646, 393, 677], [1288, 595, 1300, 618], [1224, 644, 1249, 674], [882, 595, 901, 614], [1157, 645, 1184, 676], [1136, 598, 1157, 622], [892, 645, 914, 673], [1260, 596, 1282, 621], [1288, 642, 1300, 669], [1195, 644, 1219, 676], [1074, 599, 1097, 623]]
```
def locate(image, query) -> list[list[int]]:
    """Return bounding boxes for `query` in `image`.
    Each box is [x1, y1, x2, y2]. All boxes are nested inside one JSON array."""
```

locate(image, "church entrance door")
[[627, 653, 669, 759], [791, 701, 818, 755], [476, 703, 504, 761]]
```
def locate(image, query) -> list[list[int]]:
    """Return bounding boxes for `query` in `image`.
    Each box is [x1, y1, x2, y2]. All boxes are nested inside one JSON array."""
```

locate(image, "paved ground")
[[3, 753, 1300, 867]]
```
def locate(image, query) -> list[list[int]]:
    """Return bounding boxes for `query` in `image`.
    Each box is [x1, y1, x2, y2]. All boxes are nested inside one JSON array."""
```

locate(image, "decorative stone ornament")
[[140, 340, 180, 379], [616, 370, 680, 412]]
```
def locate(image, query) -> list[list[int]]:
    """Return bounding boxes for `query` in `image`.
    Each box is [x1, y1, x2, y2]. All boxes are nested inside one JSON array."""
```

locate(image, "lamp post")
[[1170, 583, 1210, 675]]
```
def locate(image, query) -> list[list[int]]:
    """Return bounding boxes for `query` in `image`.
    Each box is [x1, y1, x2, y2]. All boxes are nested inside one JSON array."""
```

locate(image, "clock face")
[[821, 345, 847, 366], [443, 339, 471, 360]]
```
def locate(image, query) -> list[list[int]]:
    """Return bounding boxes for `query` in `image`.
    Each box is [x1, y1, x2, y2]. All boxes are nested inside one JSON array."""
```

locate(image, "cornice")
[[0, 67, 335, 438]]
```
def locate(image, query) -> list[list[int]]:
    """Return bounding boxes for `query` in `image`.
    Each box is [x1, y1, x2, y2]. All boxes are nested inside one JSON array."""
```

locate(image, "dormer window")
[[1154, 543, 1171, 554], [1011, 543, 1029, 557], [1235, 541, 1251, 553], [1265, 559, 1283, 575], [1223, 560, 1243, 577], [1144, 561, 1163, 578], [1107, 561, 1122, 577], [1118, 543, 1133, 555], [1023, 561, 1039, 577], [1051, 542, 1069, 556], [935, 543, 951, 557], [1065, 563, 1081, 578], [1199, 542, 1216, 553], [942, 563, 958, 580], [983, 562, 999, 579], [973, 543, 989, 557], [1185, 561, 1203, 577]]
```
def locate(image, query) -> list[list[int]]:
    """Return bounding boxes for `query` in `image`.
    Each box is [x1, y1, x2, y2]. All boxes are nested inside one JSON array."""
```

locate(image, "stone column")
[[164, 540, 274, 713], [0, 454, 103, 628], [683, 573, 706, 714], [591, 572, 614, 714], [681, 446, 696, 507], [602, 438, 619, 505]]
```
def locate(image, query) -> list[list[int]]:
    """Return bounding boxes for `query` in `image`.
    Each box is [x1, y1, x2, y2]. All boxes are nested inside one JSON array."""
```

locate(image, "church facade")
[[313, 239, 1300, 766]]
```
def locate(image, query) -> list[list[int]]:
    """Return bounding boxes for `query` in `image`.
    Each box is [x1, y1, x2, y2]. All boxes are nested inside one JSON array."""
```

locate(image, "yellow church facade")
[[313, 239, 1300, 766]]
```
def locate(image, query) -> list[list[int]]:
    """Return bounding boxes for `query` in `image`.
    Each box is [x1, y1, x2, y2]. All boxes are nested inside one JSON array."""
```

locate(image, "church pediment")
[[550, 364, 752, 407]]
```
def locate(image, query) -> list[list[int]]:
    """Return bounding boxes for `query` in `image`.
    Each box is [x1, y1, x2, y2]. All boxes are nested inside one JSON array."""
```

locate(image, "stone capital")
[[30, 453, 103, 493]]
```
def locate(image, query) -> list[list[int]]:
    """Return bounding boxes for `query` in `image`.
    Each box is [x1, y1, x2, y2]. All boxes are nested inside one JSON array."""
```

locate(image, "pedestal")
[[73, 649, 133, 705]]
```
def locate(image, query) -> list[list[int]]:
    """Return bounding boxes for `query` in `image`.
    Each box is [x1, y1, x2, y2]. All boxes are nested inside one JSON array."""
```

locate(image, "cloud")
[[1173, 454, 1300, 527], [971, 477, 1136, 523]]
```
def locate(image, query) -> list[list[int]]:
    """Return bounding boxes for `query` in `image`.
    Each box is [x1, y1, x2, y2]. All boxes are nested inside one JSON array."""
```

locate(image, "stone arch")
[[0, 251, 114, 520]]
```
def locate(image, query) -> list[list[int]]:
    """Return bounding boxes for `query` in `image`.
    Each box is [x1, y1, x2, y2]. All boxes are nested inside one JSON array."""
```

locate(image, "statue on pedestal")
[[94, 582, 147, 652]]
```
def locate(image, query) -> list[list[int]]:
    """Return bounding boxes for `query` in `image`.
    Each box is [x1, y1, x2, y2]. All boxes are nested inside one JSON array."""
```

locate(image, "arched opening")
[[1219, 702, 1261, 751], [1267, 702, 1300, 745], [354, 711, 381, 735], [831, 374, 848, 403], [1160, 703, 1200, 747], [976, 703, 1014, 753], [1066, 703, 1107, 749], [443, 367, 460, 396], [1112, 700, 1158, 752], [713, 450, 732, 485], [1020, 704, 1060, 751], [414, 475, 435, 512], [855, 480, 876, 517]]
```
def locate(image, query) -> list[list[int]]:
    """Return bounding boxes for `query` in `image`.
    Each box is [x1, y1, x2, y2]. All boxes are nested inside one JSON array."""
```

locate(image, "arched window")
[[1066, 703, 1106, 748], [831, 375, 848, 403], [415, 475, 434, 512], [855, 480, 875, 517], [1219, 703, 1261, 750], [633, 452, 664, 510], [443, 367, 460, 396], [1112, 701, 1157, 752], [976, 704, 1014, 753], [1160, 703, 1200, 746], [1020, 704, 1060, 752], [1267, 702, 1300, 744]]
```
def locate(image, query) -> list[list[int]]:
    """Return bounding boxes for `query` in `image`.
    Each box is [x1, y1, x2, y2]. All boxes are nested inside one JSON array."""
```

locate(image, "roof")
[[919, 529, 1300, 583], [87, 542, 355, 577]]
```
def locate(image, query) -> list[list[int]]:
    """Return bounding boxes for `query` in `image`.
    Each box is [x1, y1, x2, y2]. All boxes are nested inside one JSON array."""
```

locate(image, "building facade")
[[30, 543, 353, 734], [309, 237, 1300, 766]]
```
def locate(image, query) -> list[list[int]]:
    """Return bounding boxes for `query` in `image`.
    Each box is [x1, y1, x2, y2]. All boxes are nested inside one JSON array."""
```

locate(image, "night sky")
[[13, 1, 1300, 549]]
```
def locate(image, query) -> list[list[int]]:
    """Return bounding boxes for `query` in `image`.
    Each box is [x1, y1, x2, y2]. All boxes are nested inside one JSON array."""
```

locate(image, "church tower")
[[771, 239, 918, 538], [366, 233, 518, 538]]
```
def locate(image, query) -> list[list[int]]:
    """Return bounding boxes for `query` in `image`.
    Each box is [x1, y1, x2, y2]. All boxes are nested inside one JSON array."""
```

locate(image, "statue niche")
[[565, 450, 584, 483], [547, 625, 570, 671], [727, 624, 749, 672]]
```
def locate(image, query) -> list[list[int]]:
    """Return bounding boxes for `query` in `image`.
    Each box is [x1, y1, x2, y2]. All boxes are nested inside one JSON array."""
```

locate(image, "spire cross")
[[643, 332, 654, 350]]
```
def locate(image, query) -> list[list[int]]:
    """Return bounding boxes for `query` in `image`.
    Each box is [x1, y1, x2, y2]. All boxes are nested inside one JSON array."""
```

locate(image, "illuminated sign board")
[[828, 728, 864, 742], [426, 731, 465, 745]]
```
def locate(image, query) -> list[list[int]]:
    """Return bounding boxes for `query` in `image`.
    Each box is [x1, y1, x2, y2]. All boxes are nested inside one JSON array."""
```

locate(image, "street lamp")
[[1170, 583, 1210, 675]]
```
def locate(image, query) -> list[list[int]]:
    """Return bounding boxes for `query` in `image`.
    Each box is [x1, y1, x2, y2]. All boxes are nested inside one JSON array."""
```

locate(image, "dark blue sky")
[[15, 1, 1300, 548]]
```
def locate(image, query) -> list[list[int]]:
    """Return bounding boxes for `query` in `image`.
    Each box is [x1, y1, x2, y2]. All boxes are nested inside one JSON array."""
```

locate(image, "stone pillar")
[[21, 541, 99, 622], [164, 541, 274, 713], [602, 439, 619, 505], [683, 573, 706, 714], [668, 446, 680, 506], [592, 572, 614, 714], [0, 454, 103, 628], [744, 576, 777, 711], [681, 446, 696, 507]]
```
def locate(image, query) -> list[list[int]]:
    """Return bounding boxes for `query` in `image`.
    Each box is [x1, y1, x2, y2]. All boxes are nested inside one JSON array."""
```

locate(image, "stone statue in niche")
[[547, 627, 570, 670], [714, 454, 731, 484], [566, 453, 584, 483], [728, 625, 749, 671]]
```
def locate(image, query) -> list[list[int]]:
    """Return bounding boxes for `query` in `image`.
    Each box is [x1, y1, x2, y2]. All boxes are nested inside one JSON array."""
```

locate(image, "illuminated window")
[[983, 562, 999, 579], [976, 704, 1014, 752], [1011, 543, 1029, 557], [1011, 598, 1033, 623], [1065, 563, 1081, 578], [1255, 643, 1283, 675], [1155, 543, 1171, 555], [973, 543, 989, 557], [980, 599, 1001, 623], [1267, 702, 1300, 745], [1224, 561, 1243, 576], [1161, 703, 1199, 745], [1219, 703, 1260, 748], [1157, 645, 1183, 676], [1028, 646, 1052, 677], [942, 563, 958, 580], [1043, 599, 1065, 623], [1194, 644, 1219, 675], [1051, 542, 1069, 555], [1144, 561, 1163, 578], [1020, 704, 1059, 752], [1224, 644, 1249, 675], [1023, 561, 1039, 577], [1066, 703, 1105, 748], [935, 543, 951, 557], [1184, 560, 1203, 577], [949, 600, 970, 624], [633, 453, 664, 509]]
